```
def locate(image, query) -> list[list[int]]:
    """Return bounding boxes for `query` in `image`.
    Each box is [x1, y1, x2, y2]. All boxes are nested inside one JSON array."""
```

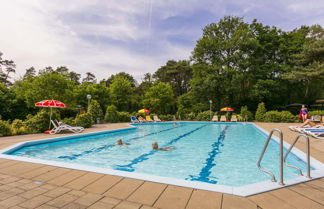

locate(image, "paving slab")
[[64, 172, 104, 190], [82, 174, 123, 194], [104, 178, 144, 199], [153, 185, 192, 209], [186, 190, 222, 209]]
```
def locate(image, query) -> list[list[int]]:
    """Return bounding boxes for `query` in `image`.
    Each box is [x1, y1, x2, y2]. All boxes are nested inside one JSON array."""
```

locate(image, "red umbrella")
[[220, 107, 234, 112], [35, 100, 67, 129]]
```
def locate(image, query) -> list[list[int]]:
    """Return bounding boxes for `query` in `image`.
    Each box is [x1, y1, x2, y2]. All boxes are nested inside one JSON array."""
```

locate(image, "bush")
[[117, 112, 131, 122], [88, 100, 103, 123], [75, 113, 93, 128], [255, 102, 267, 122], [25, 109, 60, 133], [185, 112, 197, 121], [104, 105, 119, 123], [0, 120, 11, 136], [61, 117, 76, 126], [11, 119, 28, 135], [308, 110, 324, 116], [159, 114, 174, 121], [264, 111, 296, 122], [240, 106, 254, 121], [196, 111, 213, 121]]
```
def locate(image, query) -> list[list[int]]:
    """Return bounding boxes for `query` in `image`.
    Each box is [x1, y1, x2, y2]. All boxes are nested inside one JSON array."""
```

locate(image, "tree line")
[[0, 16, 323, 122]]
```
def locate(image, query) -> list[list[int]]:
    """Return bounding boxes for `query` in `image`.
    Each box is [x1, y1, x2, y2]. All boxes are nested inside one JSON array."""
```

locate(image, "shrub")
[[185, 112, 197, 121], [61, 117, 76, 126], [255, 102, 267, 122], [158, 114, 174, 121], [196, 111, 213, 121], [104, 105, 119, 123], [25, 109, 60, 133], [308, 110, 324, 116], [0, 120, 11, 136], [264, 111, 296, 122], [75, 113, 93, 128], [240, 106, 254, 121], [117, 112, 131, 122], [88, 100, 103, 123], [11, 119, 28, 135]]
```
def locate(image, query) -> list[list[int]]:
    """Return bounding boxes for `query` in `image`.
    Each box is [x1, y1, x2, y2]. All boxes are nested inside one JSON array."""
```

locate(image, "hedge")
[[264, 111, 297, 122]]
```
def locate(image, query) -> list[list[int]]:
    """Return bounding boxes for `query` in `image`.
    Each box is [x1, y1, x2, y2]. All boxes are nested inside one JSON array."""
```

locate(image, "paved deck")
[[0, 122, 323, 209]]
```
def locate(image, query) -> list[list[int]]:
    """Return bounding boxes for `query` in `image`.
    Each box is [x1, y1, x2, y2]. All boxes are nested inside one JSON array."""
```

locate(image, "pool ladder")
[[257, 129, 311, 185]]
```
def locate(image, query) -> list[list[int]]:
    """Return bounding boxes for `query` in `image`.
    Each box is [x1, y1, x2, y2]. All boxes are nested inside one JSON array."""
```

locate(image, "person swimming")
[[117, 138, 130, 146], [173, 122, 177, 126], [152, 141, 175, 151]]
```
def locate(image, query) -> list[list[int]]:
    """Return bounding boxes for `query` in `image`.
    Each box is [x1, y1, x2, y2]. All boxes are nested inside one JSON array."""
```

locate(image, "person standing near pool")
[[152, 142, 175, 151], [299, 105, 308, 122]]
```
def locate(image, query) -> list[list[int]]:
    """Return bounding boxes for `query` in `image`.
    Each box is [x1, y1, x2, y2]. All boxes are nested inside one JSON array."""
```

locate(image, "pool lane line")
[[114, 124, 208, 172], [57, 124, 184, 160], [188, 125, 229, 184]]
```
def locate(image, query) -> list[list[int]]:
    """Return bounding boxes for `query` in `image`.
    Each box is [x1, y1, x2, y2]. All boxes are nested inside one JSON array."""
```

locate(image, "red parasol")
[[35, 100, 67, 129]]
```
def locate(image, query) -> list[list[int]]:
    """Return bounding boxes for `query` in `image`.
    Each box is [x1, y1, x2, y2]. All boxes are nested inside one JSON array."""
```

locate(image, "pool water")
[[9, 122, 310, 187]]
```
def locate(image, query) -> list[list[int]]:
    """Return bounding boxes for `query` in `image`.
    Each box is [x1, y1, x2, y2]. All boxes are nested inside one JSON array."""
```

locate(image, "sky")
[[0, 0, 324, 82]]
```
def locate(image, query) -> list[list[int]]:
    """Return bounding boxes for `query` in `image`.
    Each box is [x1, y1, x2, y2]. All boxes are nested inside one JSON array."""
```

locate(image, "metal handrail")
[[284, 134, 311, 179], [257, 129, 284, 185]]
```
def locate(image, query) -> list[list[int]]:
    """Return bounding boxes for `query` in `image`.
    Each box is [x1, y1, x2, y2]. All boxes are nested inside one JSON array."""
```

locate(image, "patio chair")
[[130, 116, 139, 123], [303, 129, 324, 139], [50, 120, 84, 134], [145, 116, 153, 122], [138, 116, 146, 123], [211, 115, 218, 122], [231, 115, 238, 122], [220, 115, 226, 122], [153, 116, 161, 122], [289, 124, 324, 133], [311, 115, 322, 122]]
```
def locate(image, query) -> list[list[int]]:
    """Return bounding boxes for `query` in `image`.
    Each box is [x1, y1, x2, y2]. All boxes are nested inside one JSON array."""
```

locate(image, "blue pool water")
[[8, 122, 310, 187]]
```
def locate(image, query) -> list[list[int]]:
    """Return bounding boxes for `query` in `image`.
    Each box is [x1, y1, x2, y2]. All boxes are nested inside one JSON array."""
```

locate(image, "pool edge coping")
[[0, 121, 322, 197]]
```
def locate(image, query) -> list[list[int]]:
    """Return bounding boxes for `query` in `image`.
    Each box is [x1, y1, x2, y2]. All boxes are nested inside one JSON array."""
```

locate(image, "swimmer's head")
[[152, 141, 158, 150], [117, 138, 123, 145]]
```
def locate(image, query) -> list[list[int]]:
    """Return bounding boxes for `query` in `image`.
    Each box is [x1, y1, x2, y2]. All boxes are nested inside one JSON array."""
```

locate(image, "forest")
[[0, 16, 323, 135]]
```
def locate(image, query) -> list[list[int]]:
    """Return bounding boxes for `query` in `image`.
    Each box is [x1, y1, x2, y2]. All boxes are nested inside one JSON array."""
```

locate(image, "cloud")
[[0, 0, 323, 82]]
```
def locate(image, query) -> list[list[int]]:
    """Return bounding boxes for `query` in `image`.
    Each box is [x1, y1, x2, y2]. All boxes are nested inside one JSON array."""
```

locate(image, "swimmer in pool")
[[117, 138, 130, 146], [152, 141, 175, 151]]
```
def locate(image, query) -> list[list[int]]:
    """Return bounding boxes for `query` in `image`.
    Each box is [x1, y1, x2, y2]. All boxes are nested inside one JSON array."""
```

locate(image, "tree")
[[88, 100, 103, 122], [0, 52, 16, 85], [106, 72, 137, 87], [255, 102, 267, 121], [142, 82, 175, 114], [23, 67, 36, 80], [109, 76, 133, 111], [83, 72, 97, 84], [282, 25, 324, 103], [153, 60, 192, 96]]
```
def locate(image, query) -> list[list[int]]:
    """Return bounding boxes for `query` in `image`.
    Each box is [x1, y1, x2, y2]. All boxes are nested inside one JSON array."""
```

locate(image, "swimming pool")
[[1, 122, 323, 196]]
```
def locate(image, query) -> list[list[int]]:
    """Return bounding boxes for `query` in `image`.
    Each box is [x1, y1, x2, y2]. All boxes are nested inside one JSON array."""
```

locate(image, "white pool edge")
[[0, 122, 323, 197]]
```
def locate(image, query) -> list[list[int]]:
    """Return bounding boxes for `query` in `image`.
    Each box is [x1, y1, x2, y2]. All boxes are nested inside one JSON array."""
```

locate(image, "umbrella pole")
[[49, 107, 52, 129]]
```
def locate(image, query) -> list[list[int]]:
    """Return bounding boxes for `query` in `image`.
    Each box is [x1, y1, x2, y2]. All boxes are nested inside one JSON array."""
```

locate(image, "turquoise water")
[[8, 122, 310, 187]]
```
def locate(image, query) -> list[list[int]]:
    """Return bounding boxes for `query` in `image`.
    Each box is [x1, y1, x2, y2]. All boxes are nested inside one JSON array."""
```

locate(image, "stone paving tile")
[[288, 183, 324, 206], [64, 172, 104, 190], [19, 195, 52, 209], [22, 166, 57, 179], [67, 190, 86, 197], [0, 195, 26, 208], [33, 168, 71, 182], [222, 194, 257, 209], [17, 179, 32, 184], [35, 204, 58, 209], [61, 202, 87, 209], [0, 184, 14, 192], [47, 170, 87, 186], [186, 190, 222, 209], [100, 196, 122, 205], [19, 187, 48, 199], [87, 201, 115, 209], [73, 192, 103, 206], [1, 162, 44, 177], [7, 187, 25, 195], [17, 182, 40, 190], [47, 194, 79, 208], [140, 206, 159, 209], [0, 191, 16, 201], [153, 185, 193, 209], [43, 187, 72, 198], [9, 205, 25, 209], [82, 174, 123, 194], [114, 201, 142, 209], [248, 193, 296, 209], [38, 183, 58, 191], [104, 178, 144, 199], [0, 176, 21, 184], [127, 182, 167, 206]]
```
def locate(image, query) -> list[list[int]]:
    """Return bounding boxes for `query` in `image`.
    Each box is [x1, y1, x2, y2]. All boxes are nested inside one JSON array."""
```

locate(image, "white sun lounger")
[[212, 115, 218, 122], [50, 120, 84, 134], [231, 115, 238, 122], [153, 116, 161, 122], [220, 115, 226, 122]]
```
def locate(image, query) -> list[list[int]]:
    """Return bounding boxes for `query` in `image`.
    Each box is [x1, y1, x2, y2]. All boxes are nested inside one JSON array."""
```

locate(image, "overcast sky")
[[0, 0, 323, 81]]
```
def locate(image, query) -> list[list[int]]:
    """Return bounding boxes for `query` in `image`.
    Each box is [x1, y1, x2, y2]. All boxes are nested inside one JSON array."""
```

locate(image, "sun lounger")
[[289, 124, 324, 132], [212, 115, 218, 122], [138, 116, 146, 123], [231, 115, 238, 122], [220, 115, 226, 122], [304, 129, 324, 139], [145, 116, 153, 122], [50, 120, 84, 134], [153, 116, 161, 122], [131, 116, 139, 123]]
